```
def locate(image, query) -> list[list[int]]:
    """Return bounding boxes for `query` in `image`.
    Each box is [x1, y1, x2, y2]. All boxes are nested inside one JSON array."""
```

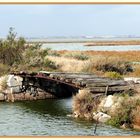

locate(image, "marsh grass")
[[80, 56, 132, 75], [0, 75, 8, 91], [104, 72, 123, 79], [0, 63, 9, 76], [107, 94, 140, 128], [47, 56, 89, 72], [72, 89, 101, 120], [64, 52, 89, 60]]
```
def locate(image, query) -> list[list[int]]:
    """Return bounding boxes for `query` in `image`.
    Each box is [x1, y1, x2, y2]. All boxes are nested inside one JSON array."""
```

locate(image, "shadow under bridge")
[[12, 71, 80, 98]]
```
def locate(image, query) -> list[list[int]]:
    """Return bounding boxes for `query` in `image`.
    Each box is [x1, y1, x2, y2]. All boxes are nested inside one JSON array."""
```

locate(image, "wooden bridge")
[[11, 71, 134, 98]]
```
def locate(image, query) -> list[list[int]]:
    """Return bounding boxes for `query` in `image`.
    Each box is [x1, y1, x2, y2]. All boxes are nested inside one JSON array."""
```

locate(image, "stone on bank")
[[0, 74, 55, 102]]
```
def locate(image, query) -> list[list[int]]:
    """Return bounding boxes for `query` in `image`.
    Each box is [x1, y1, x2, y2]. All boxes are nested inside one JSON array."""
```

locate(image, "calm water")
[[0, 98, 139, 136], [42, 43, 140, 51]]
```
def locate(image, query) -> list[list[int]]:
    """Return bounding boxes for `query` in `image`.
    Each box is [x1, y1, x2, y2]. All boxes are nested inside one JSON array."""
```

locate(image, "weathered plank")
[[12, 71, 133, 96], [86, 85, 130, 93]]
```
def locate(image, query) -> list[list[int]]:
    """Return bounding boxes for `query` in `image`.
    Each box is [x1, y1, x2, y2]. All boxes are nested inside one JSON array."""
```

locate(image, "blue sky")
[[0, 4, 140, 37]]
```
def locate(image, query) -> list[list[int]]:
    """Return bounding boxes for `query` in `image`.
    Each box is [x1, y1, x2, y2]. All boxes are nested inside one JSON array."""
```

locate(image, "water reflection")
[[17, 98, 72, 116]]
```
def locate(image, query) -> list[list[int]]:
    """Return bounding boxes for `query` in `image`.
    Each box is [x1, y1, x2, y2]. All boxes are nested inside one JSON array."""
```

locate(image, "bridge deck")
[[11, 71, 134, 97]]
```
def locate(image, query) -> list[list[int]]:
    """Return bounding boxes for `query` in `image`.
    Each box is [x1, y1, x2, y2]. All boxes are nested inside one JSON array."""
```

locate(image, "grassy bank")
[[72, 89, 140, 130], [46, 50, 140, 77]]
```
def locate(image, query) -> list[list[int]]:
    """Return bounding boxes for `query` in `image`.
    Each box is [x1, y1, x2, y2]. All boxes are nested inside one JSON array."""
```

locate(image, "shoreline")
[[26, 39, 140, 46], [85, 40, 140, 46]]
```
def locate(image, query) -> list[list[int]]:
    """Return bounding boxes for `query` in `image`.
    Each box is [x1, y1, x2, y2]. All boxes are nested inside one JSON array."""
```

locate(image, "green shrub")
[[48, 51, 61, 57], [44, 59, 58, 69], [64, 53, 89, 60], [0, 75, 8, 91], [72, 90, 101, 119], [0, 63, 9, 76], [94, 57, 133, 74], [23, 44, 51, 68], [104, 72, 123, 79], [0, 27, 25, 66], [107, 96, 140, 128]]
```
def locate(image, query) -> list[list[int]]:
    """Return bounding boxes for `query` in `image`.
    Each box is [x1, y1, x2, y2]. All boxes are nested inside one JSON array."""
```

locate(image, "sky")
[[0, 4, 140, 38]]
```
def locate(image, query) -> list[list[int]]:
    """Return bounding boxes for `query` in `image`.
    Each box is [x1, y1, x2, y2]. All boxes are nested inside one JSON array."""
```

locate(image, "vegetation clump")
[[48, 50, 61, 57], [0, 63, 9, 76], [64, 52, 89, 60], [0, 28, 58, 74], [0, 27, 25, 66], [93, 57, 133, 75], [0, 75, 8, 91], [72, 88, 140, 131], [81, 56, 133, 75], [106, 94, 140, 128], [104, 71, 123, 79], [72, 89, 101, 120]]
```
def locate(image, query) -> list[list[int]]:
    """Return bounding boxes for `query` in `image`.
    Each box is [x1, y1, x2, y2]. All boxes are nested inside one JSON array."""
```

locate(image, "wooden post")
[[105, 85, 109, 96]]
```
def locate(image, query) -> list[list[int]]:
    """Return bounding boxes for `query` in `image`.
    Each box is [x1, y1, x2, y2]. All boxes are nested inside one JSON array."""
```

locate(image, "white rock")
[[93, 112, 111, 123], [67, 114, 73, 117], [7, 75, 23, 93], [104, 95, 114, 108], [73, 111, 80, 118], [124, 77, 140, 84]]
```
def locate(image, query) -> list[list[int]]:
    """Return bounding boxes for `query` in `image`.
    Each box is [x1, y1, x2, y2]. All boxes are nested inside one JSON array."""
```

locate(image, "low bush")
[[94, 57, 133, 75], [83, 56, 133, 75], [104, 72, 123, 79], [0, 63, 9, 76], [64, 52, 89, 60], [107, 95, 140, 128], [44, 58, 58, 70], [0, 75, 8, 91], [131, 65, 140, 76], [48, 50, 61, 57], [72, 89, 101, 119], [22, 44, 58, 70]]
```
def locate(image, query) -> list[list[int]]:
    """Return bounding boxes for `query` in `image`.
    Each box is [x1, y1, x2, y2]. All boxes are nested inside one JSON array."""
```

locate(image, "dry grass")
[[0, 63, 9, 76], [57, 50, 140, 76], [72, 89, 101, 120], [132, 106, 140, 126], [59, 50, 140, 62], [129, 65, 140, 77], [63, 52, 89, 60], [46, 56, 90, 72], [106, 93, 140, 128], [81, 55, 132, 75], [85, 40, 140, 46], [0, 75, 8, 92]]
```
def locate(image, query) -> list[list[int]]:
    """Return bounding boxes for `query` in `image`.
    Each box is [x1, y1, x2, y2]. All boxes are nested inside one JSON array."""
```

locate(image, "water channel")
[[0, 98, 139, 136], [42, 43, 140, 51], [1, 39, 140, 136]]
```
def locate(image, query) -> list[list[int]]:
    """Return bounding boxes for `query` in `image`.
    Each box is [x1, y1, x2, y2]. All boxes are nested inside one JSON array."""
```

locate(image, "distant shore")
[[26, 39, 140, 46], [85, 40, 140, 46]]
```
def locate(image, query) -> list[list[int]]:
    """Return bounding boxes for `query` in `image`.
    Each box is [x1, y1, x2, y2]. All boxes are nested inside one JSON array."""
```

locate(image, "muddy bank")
[[0, 90, 55, 102], [85, 40, 140, 46]]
